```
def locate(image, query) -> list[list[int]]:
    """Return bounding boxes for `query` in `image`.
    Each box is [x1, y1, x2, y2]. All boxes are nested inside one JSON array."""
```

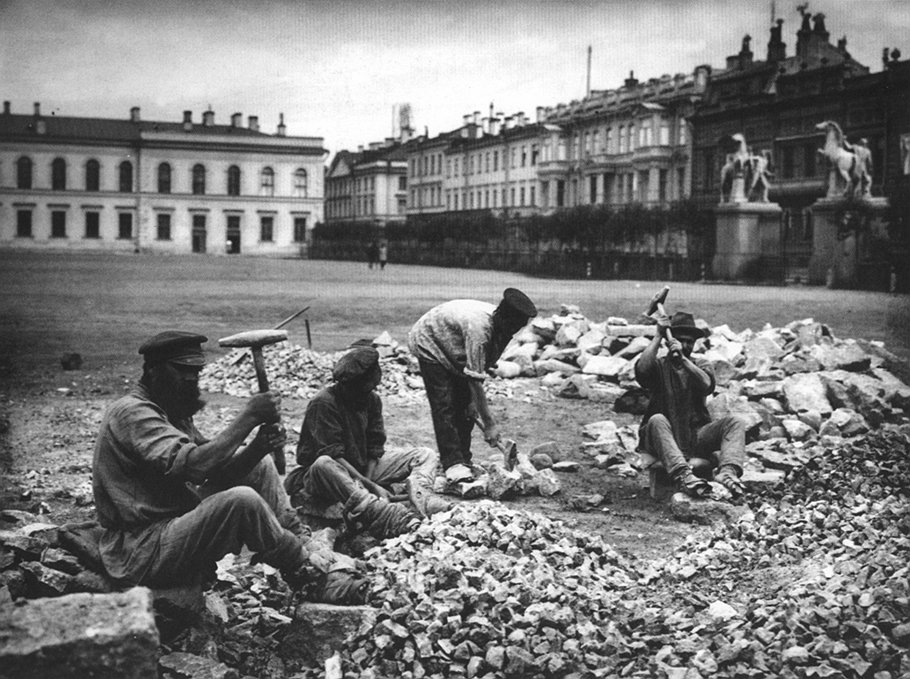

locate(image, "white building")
[[325, 140, 408, 227], [0, 102, 326, 256]]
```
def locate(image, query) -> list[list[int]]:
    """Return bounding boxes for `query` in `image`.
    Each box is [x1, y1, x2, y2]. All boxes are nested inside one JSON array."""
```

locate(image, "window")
[[531, 144, 539, 165], [398, 176, 407, 190], [85, 212, 100, 239], [260, 215, 274, 241], [618, 126, 626, 153], [530, 185, 536, 206], [294, 168, 308, 197], [17, 157, 32, 189], [556, 180, 565, 207], [628, 125, 636, 151], [158, 163, 171, 194], [16, 210, 32, 237], [511, 148, 517, 169], [118, 212, 132, 239], [590, 176, 597, 203], [52, 158, 67, 190], [521, 146, 527, 167], [606, 127, 613, 153], [260, 167, 274, 196], [119, 161, 133, 192], [493, 151, 499, 172], [520, 187, 526, 206], [51, 210, 66, 237], [157, 213, 171, 240], [227, 165, 241, 196], [293, 216, 307, 242], [678, 122, 687, 146], [192, 164, 206, 195], [659, 121, 670, 146], [86, 160, 100, 191]]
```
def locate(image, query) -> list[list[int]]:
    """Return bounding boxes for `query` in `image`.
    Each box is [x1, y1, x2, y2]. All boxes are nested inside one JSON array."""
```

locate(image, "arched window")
[[294, 168, 308, 197], [85, 159, 100, 191], [192, 164, 206, 195], [52, 158, 67, 190], [260, 167, 274, 196], [227, 165, 241, 196], [119, 161, 133, 193], [158, 163, 171, 194], [16, 156, 32, 189]]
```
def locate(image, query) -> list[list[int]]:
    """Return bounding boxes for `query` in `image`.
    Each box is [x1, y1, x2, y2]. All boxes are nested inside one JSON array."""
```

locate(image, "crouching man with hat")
[[408, 288, 538, 484], [636, 311, 746, 499], [92, 331, 367, 604], [285, 346, 449, 539]]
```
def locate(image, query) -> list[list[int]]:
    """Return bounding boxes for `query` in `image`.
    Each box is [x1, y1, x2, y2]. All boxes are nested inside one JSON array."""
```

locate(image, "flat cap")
[[333, 346, 380, 383], [499, 288, 537, 319], [139, 331, 208, 366]]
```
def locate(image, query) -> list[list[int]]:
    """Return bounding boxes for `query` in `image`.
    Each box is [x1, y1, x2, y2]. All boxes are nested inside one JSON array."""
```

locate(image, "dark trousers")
[[417, 358, 474, 470]]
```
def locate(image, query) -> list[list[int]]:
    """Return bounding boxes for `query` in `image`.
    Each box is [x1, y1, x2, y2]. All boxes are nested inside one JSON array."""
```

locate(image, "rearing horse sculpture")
[[719, 133, 752, 203], [816, 120, 861, 198]]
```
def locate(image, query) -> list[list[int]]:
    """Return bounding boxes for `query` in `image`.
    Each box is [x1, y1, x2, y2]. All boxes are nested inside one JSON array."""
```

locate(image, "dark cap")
[[139, 331, 208, 367], [498, 288, 537, 319], [333, 346, 380, 383], [670, 312, 708, 340]]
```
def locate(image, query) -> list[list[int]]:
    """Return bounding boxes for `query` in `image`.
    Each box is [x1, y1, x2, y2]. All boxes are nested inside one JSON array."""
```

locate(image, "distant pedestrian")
[[378, 241, 388, 270], [366, 240, 379, 269]]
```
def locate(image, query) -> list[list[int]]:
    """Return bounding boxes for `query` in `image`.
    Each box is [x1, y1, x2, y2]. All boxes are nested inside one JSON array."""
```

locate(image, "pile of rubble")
[[292, 430, 910, 679]]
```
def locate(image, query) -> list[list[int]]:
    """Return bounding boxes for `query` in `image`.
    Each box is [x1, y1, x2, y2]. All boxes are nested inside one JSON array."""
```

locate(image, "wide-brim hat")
[[139, 331, 207, 366], [669, 312, 708, 340]]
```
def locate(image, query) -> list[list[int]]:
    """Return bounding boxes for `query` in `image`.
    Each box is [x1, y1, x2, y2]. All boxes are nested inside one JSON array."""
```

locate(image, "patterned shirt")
[[407, 300, 496, 380], [295, 384, 386, 476], [92, 384, 207, 582]]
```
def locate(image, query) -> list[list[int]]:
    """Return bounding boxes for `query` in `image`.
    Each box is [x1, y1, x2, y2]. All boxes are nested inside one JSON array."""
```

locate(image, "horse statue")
[[748, 149, 773, 202], [719, 133, 752, 203], [844, 137, 873, 197], [816, 120, 862, 198]]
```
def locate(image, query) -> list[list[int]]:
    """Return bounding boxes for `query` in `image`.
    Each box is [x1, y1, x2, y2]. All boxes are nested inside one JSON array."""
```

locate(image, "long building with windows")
[[325, 139, 408, 227], [0, 103, 326, 255]]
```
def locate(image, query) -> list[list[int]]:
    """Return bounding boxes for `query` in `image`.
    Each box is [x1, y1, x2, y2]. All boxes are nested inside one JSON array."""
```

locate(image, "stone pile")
[[297, 501, 635, 679]]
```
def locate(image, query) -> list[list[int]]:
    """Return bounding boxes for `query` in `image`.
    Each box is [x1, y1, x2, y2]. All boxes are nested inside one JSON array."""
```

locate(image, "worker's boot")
[[714, 465, 745, 500], [344, 488, 420, 539], [405, 477, 452, 518], [672, 466, 712, 499]]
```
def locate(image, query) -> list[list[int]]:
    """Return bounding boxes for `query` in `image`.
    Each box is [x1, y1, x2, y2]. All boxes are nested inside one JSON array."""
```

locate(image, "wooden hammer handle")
[[656, 302, 680, 357], [249, 347, 285, 474]]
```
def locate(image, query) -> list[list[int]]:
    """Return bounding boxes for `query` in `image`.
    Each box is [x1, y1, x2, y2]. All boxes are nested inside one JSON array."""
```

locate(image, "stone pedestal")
[[808, 197, 889, 286], [712, 202, 783, 280]]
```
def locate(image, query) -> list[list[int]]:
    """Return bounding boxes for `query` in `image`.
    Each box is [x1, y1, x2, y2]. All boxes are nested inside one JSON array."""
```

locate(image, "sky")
[[2, 0, 908, 157]]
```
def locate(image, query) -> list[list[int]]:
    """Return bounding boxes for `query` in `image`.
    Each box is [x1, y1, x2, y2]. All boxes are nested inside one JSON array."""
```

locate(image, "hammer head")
[[502, 439, 518, 470], [646, 286, 670, 317], [218, 329, 288, 349]]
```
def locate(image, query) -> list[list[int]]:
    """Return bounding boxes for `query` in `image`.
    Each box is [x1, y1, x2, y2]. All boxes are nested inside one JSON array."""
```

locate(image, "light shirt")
[[407, 300, 495, 380]]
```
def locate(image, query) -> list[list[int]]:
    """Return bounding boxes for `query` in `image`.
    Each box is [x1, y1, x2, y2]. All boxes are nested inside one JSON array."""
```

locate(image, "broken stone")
[[0, 587, 159, 678], [529, 452, 553, 470], [493, 360, 521, 379], [744, 334, 785, 362], [536, 469, 561, 496], [781, 419, 816, 442], [20, 560, 75, 596], [581, 355, 628, 380], [533, 358, 580, 376], [707, 600, 739, 621], [528, 441, 562, 462], [668, 493, 751, 525], [615, 336, 652, 359], [782, 373, 833, 415], [158, 652, 239, 679], [809, 342, 872, 372], [551, 461, 580, 473], [283, 603, 379, 665]]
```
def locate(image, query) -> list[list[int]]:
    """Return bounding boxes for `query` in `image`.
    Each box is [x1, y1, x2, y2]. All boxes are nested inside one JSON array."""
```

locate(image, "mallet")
[[645, 285, 679, 359], [218, 328, 289, 474]]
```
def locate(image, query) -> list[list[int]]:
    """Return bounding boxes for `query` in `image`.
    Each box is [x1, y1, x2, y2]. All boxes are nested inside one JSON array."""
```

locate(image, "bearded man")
[[92, 331, 365, 603]]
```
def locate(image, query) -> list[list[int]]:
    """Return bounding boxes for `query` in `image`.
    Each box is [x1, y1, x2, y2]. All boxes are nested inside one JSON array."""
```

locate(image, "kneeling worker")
[[92, 331, 366, 603], [285, 346, 449, 538]]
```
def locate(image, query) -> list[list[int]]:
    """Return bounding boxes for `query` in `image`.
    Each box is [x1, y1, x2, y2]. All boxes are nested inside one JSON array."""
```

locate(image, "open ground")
[[0, 250, 909, 563]]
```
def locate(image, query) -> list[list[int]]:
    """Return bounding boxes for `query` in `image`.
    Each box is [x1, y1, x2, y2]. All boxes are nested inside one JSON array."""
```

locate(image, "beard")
[[146, 370, 206, 421]]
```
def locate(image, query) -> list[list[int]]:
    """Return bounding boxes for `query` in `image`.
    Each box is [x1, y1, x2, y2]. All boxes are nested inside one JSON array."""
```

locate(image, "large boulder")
[[0, 587, 159, 679], [809, 341, 872, 372], [781, 373, 832, 415], [743, 334, 785, 363], [581, 355, 628, 380]]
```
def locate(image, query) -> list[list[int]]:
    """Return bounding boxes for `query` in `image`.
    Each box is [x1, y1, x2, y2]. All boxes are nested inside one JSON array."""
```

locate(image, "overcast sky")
[[2, 0, 907, 155]]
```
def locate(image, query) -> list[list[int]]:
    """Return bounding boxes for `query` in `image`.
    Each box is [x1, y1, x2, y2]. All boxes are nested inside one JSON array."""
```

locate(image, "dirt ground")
[[1, 250, 908, 565]]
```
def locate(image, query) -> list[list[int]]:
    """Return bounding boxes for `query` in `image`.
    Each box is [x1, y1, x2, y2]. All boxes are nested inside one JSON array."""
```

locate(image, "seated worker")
[[407, 288, 538, 484], [285, 346, 449, 538], [636, 311, 746, 499], [92, 331, 366, 604]]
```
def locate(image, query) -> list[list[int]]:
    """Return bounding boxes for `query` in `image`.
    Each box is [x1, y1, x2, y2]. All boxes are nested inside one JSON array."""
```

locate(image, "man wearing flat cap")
[[408, 288, 538, 484], [636, 311, 746, 499], [285, 346, 447, 538], [92, 331, 367, 604]]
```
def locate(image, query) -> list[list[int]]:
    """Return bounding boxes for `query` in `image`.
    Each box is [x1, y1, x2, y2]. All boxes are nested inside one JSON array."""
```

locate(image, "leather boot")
[[344, 488, 420, 538], [406, 477, 452, 518]]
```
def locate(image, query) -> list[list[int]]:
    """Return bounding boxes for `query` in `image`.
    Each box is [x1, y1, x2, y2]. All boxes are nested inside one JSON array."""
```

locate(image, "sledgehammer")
[[473, 416, 519, 470], [218, 329, 289, 474], [645, 285, 679, 359]]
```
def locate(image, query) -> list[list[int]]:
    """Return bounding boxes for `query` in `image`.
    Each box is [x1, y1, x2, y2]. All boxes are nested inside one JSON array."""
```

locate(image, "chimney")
[[248, 115, 259, 132], [624, 71, 638, 88], [277, 112, 286, 136], [481, 117, 489, 134], [183, 110, 193, 132], [357, 145, 364, 152], [516, 111, 526, 126], [473, 110, 481, 125], [33, 101, 41, 117], [462, 114, 472, 126], [202, 109, 215, 127], [489, 117, 500, 136], [231, 112, 242, 127], [883, 47, 891, 68], [767, 19, 786, 62], [3, 101, 10, 115], [536, 106, 545, 123], [739, 34, 754, 69], [503, 116, 513, 130], [130, 106, 141, 122], [837, 36, 847, 52]]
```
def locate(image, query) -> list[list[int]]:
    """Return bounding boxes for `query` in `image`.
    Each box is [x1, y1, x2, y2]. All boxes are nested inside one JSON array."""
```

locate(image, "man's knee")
[[309, 455, 346, 481], [644, 414, 672, 434], [410, 446, 438, 466], [720, 415, 746, 436], [209, 486, 271, 524]]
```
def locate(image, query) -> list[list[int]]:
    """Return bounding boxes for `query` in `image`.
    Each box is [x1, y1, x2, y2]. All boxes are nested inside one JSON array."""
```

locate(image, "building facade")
[[0, 103, 326, 256], [690, 11, 910, 277], [325, 139, 408, 227]]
